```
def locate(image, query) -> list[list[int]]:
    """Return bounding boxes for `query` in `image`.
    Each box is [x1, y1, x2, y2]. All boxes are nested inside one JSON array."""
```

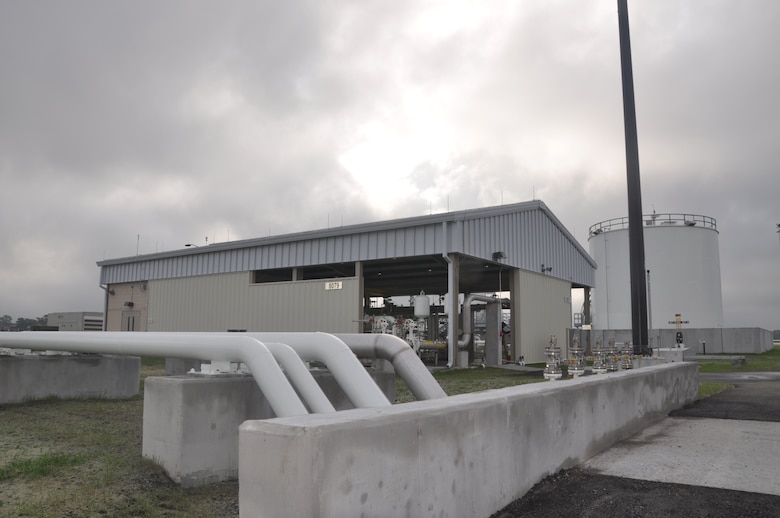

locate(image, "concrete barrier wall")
[[589, 327, 772, 355], [239, 363, 698, 518], [142, 370, 395, 487], [0, 354, 140, 404], [720, 328, 773, 354]]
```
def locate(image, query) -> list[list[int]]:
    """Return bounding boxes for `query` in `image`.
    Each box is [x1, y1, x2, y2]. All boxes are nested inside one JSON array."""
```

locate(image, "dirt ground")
[[491, 377, 780, 518]]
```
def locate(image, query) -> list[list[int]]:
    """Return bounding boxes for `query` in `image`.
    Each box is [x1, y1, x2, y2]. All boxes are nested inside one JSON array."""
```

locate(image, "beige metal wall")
[[511, 270, 573, 364], [144, 272, 361, 333], [105, 282, 149, 332]]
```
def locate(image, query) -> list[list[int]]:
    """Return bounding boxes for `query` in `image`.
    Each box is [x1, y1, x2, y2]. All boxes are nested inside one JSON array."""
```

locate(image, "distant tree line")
[[0, 314, 49, 331]]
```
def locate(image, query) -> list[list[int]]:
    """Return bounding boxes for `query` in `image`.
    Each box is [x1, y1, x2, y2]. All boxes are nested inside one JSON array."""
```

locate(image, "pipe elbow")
[[371, 333, 410, 362]]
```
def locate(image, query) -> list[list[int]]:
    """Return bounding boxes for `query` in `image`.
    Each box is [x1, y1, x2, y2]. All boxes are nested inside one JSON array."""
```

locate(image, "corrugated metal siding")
[[99, 202, 594, 287], [512, 270, 573, 364], [100, 223, 447, 285], [147, 273, 361, 333], [460, 209, 593, 287]]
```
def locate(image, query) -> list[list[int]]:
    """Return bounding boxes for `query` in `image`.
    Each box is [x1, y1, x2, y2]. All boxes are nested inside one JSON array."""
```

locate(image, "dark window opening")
[[252, 268, 294, 284], [300, 263, 356, 280]]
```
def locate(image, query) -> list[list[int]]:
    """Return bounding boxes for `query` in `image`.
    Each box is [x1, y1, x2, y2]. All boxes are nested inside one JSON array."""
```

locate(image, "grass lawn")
[[693, 344, 780, 398], [697, 344, 780, 373], [395, 366, 543, 403]]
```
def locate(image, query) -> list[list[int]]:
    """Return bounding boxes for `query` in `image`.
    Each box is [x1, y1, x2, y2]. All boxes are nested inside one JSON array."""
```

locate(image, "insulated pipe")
[[334, 333, 447, 401], [0, 331, 308, 417], [173, 332, 391, 409], [242, 332, 392, 408], [264, 342, 336, 414], [458, 294, 501, 350]]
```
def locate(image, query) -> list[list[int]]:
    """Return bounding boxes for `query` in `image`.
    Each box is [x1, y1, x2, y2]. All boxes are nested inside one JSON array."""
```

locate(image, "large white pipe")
[[243, 332, 392, 408], [264, 342, 335, 413], [177, 332, 389, 409], [458, 294, 501, 349], [0, 332, 309, 417], [334, 333, 447, 401]]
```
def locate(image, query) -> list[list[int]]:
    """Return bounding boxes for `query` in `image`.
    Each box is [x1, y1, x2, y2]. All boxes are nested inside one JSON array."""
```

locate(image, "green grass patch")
[[434, 367, 542, 394], [0, 454, 87, 481], [698, 381, 733, 399], [395, 367, 543, 403], [140, 356, 166, 368], [140, 357, 167, 392], [697, 345, 780, 373], [697, 362, 737, 373]]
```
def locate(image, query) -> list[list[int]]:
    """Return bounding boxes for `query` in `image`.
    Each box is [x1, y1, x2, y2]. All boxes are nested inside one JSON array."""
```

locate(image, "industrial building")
[[97, 201, 595, 365], [47, 312, 104, 331]]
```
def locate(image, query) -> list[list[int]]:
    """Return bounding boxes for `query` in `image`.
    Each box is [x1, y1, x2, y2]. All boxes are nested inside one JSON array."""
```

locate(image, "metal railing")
[[589, 213, 717, 236]]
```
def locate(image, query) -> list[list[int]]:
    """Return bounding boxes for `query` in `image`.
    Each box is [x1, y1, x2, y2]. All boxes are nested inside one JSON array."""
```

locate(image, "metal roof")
[[98, 200, 596, 293]]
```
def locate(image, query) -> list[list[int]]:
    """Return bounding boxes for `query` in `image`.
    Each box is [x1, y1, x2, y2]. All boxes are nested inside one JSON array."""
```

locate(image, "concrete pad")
[[143, 369, 395, 487], [583, 417, 780, 496]]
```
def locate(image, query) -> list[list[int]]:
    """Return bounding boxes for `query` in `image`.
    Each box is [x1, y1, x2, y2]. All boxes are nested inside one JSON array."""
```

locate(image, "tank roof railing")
[[588, 213, 717, 236]]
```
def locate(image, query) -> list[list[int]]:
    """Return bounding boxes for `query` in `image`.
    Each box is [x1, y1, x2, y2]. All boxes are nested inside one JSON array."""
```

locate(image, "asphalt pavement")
[[492, 371, 780, 517], [583, 373, 780, 495]]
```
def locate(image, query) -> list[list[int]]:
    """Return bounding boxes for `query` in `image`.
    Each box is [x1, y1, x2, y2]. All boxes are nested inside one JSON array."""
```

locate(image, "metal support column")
[[446, 254, 460, 368]]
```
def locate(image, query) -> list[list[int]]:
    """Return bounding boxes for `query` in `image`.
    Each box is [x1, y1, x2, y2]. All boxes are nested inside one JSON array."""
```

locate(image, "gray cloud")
[[0, 1, 776, 329]]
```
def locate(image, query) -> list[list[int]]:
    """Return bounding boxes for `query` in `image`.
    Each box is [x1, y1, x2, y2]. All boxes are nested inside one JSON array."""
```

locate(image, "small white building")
[[47, 312, 104, 331]]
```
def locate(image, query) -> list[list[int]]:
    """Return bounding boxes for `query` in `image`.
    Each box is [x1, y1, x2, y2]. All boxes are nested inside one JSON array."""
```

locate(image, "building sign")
[[325, 281, 343, 291], [667, 313, 690, 328]]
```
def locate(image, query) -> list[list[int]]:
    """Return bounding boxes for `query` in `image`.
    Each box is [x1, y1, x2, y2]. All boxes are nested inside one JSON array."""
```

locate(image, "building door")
[[122, 311, 141, 331]]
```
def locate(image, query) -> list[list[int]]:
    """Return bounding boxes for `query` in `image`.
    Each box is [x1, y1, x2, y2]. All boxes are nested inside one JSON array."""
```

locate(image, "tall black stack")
[[617, 0, 650, 355]]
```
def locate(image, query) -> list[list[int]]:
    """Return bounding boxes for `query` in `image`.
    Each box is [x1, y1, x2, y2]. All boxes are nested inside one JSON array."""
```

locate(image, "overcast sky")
[[1, 1, 777, 330]]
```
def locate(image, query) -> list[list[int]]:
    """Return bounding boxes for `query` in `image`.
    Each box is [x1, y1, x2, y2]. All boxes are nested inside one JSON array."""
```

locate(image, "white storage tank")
[[588, 213, 723, 330]]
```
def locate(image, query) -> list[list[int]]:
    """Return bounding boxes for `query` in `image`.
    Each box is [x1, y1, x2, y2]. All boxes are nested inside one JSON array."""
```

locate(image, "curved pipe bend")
[[178, 332, 391, 409], [335, 333, 447, 401], [243, 332, 392, 409], [458, 294, 501, 350], [264, 342, 335, 414]]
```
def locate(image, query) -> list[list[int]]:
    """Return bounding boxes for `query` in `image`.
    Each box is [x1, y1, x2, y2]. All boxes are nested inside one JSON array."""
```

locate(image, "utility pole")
[[617, 0, 650, 355]]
